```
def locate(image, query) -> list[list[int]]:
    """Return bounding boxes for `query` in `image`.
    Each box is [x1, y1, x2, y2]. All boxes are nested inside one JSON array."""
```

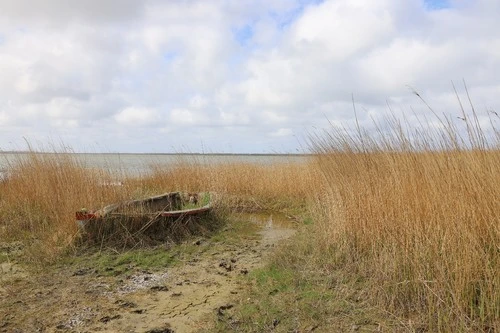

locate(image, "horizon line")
[[0, 151, 313, 156]]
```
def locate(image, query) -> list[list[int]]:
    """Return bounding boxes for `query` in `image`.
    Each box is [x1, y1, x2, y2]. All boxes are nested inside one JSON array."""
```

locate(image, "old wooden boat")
[[75, 192, 212, 243]]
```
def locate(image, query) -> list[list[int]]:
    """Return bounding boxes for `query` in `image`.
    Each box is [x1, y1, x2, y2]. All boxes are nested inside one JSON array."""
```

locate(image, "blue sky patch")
[[163, 51, 178, 63], [272, 0, 324, 30], [233, 24, 253, 46], [424, 0, 450, 10]]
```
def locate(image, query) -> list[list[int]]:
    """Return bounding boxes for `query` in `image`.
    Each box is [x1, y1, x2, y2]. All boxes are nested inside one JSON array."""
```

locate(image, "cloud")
[[0, 0, 499, 153], [114, 107, 161, 126], [0, 0, 146, 25], [0, 111, 8, 125], [189, 95, 209, 109], [169, 108, 212, 126], [269, 128, 293, 137]]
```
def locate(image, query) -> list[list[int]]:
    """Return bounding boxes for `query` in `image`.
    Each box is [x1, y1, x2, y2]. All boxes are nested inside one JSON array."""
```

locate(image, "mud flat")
[[0, 213, 296, 333]]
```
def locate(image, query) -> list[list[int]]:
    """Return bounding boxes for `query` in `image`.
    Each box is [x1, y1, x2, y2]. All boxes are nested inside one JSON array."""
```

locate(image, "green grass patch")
[[211, 229, 402, 333], [302, 217, 313, 225], [0, 253, 9, 264], [251, 264, 294, 293], [60, 211, 255, 277], [63, 247, 179, 276], [210, 215, 260, 245]]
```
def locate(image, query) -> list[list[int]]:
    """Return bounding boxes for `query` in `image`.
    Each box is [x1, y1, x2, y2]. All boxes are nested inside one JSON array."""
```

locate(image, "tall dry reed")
[[0, 151, 132, 261], [137, 158, 317, 212], [310, 110, 499, 331], [0, 151, 316, 262]]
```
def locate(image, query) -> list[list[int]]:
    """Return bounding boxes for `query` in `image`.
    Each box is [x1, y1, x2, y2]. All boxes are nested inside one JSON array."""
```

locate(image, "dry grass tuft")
[[0, 151, 316, 262], [310, 110, 499, 331], [0, 151, 131, 262], [135, 158, 317, 212]]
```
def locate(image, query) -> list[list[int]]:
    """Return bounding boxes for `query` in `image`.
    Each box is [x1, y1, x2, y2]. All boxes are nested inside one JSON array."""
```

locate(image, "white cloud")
[[0, 0, 145, 25], [261, 110, 288, 124], [51, 119, 79, 128], [0, 0, 499, 153], [0, 111, 9, 125], [114, 107, 160, 126], [290, 0, 394, 60], [169, 108, 210, 126], [269, 128, 293, 137], [170, 108, 195, 125], [189, 95, 209, 109], [218, 109, 250, 126]]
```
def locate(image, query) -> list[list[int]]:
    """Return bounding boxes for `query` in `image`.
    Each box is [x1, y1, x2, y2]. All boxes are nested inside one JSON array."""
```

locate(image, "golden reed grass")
[[0, 152, 132, 261], [140, 159, 317, 211], [1, 105, 497, 331], [310, 112, 499, 331], [0, 152, 317, 262]]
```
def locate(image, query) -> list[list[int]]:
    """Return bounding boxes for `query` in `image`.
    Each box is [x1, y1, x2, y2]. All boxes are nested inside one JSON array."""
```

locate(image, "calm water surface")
[[0, 153, 310, 177]]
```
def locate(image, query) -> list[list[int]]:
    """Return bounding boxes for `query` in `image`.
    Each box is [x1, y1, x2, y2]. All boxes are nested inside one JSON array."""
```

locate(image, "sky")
[[0, 0, 499, 153]]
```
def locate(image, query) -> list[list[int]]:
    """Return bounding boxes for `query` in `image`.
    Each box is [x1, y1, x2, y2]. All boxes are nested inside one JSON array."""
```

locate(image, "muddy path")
[[0, 213, 296, 333]]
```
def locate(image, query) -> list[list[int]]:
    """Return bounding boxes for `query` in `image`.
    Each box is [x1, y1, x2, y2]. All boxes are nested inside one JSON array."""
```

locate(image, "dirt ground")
[[0, 213, 296, 333]]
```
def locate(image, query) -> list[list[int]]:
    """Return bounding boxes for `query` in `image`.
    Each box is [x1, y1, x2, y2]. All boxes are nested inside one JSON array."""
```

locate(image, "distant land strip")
[[0, 151, 313, 157]]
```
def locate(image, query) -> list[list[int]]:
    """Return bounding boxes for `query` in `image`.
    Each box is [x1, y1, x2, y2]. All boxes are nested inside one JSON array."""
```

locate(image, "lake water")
[[0, 153, 310, 177]]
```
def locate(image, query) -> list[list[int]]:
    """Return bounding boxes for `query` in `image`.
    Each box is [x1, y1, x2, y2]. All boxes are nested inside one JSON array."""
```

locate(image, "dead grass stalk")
[[310, 108, 499, 331]]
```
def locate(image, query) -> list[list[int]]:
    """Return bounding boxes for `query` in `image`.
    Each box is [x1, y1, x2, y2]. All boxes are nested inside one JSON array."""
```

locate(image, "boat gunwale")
[[76, 192, 212, 221]]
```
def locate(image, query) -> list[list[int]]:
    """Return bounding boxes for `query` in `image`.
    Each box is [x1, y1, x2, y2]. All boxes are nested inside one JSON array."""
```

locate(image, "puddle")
[[234, 211, 297, 246], [237, 211, 296, 228]]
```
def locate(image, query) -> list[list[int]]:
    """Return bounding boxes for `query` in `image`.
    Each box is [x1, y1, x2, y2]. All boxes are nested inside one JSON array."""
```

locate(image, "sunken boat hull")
[[76, 192, 213, 245]]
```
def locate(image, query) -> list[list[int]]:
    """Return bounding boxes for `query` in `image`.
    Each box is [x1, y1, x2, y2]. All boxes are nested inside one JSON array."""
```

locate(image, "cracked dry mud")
[[0, 214, 295, 333]]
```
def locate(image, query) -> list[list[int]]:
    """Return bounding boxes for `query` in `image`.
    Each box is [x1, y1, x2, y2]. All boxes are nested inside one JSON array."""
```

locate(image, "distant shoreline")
[[0, 151, 314, 157]]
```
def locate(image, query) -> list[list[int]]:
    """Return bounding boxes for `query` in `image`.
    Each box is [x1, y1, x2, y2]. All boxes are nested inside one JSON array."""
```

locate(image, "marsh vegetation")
[[0, 109, 498, 332]]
